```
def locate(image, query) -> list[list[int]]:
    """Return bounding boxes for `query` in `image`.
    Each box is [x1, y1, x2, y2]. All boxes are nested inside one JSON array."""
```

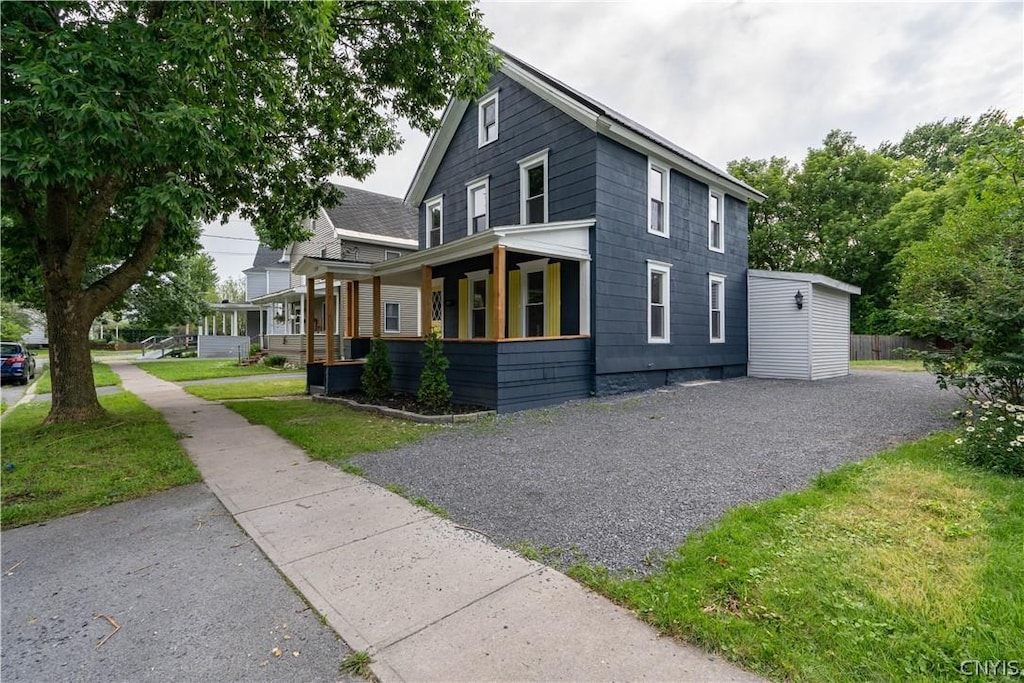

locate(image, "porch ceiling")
[[373, 219, 594, 285], [291, 256, 374, 281]]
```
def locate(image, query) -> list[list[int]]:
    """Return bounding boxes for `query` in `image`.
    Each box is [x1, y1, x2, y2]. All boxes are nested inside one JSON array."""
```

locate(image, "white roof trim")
[[748, 269, 861, 295], [291, 256, 374, 280], [250, 286, 305, 305], [373, 219, 595, 277], [333, 227, 417, 249]]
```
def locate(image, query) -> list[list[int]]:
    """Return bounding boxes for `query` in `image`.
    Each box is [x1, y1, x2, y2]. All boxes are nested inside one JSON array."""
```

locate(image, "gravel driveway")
[[353, 370, 960, 572]]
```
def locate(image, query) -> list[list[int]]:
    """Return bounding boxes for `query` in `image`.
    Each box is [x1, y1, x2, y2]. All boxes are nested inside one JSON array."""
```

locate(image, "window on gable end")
[[709, 190, 724, 252], [648, 160, 669, 237], [518, 149, 549, 225], [478, 90, 499, 147], [425, 195, 443, 248], [466, 177, 489, 234]]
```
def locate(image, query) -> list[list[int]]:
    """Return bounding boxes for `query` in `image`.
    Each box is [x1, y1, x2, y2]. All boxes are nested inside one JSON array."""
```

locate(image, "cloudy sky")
[[201, 1, 1023, 280]]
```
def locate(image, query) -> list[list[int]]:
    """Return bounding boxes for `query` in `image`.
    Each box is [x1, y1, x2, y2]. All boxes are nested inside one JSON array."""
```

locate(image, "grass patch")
[[225, 399, 436, 465], [569, 433, 1023, 682], [339, 650, 376, 680], [850, 359, 925, 372], [34, 362, 121, 394], [184, 378, 306, 401], [137, 359, 287, 382], [384, 483, 449, 518], [0, 392, 200, 528]]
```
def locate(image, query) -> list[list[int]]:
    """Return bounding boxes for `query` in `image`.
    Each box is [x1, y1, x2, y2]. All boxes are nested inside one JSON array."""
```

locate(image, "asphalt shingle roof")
[[245, 244, 288, 272], [323, 184, 417, 242]]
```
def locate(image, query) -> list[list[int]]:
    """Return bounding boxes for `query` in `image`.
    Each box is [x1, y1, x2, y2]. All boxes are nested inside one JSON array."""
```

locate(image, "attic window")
[[320, 247, 328, 258], [478, 90, 499, 147], [648, 160, 669, 238]]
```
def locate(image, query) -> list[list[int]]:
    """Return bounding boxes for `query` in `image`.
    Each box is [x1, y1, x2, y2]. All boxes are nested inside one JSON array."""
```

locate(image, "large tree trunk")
[[43, 283, 103, 423]]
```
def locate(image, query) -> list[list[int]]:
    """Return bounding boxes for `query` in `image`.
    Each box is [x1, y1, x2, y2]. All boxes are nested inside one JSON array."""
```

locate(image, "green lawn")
[[1, 392, 200, 528], [850, 359, 925, 372], [34, 361, 122, 394], [570, 434, 1023, 682], [185, 378, 307, 401], [225, 399, 436, 471], [137, 358, 288, 382]]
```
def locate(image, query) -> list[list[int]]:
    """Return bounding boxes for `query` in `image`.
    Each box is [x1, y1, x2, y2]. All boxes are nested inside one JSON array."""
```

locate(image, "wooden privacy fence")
[[850, 335, 932, 360]]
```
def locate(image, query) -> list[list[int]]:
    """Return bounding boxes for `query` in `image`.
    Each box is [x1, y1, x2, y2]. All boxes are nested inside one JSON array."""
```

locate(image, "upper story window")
[[425, 195, 443, 248], [384, 250, 402, 260], [319, 247, 328, 258], [478, 90, 499, 147], [709, 190, 724, 252], [466, 176, 489, 234], [709, 273, 725, 342], [647, 260, 671, 344], [518, 149, 549, 225], [648, 160, 670, 237]]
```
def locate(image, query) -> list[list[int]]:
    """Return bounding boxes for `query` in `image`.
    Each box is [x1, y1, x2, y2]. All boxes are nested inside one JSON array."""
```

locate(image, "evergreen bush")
[[417, 329, 452, 412], [361, 337, 392, 401]]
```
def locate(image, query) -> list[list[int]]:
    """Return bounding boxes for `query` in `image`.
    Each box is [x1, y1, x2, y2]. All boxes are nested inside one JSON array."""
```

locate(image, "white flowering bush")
[[951, 399, 1024, 476]]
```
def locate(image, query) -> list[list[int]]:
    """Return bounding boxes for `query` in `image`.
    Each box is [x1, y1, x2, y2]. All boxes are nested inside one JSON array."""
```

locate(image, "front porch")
[[298, 220, 597, 413]]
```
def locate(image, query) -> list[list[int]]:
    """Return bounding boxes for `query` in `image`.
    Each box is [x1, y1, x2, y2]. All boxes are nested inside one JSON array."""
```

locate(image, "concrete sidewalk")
[[115, 362, 759, 682]]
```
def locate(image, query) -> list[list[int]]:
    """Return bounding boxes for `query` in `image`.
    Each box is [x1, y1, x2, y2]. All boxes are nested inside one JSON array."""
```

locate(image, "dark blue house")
[[297, 49, 765, 412]]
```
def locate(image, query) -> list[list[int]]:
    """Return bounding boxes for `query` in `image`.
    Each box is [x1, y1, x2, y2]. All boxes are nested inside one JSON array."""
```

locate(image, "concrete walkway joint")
[[114, 362, 760, 682]]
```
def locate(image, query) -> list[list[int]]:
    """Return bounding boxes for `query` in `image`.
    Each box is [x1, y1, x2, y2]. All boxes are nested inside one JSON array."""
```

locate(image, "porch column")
[[325, 273, 335, 364], [212, 314, 217, 336], [344, 282, 353, 337], [231, 310, 238, 337], [351, 281, 360, 336], [493, 245, 506, 340], [335, 283, 341, 335], [305, 277, 315, 362], [299, 292, 306, 336], [372, 276, 382, 338], [421, 265, 432, 337]]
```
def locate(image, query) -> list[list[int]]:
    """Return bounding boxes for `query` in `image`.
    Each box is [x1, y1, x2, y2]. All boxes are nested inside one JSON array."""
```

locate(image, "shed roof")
[[748, 269, 861, 295]]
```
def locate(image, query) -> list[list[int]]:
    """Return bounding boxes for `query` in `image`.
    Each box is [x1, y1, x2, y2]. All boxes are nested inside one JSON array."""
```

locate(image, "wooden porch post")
[[351, 281, 360, 337], [325, 273, 335, 364], [305, 277, 315, 362], [372, 276, 382, 338], [420, 265, 432, 337], [493, 245, 506, 340]]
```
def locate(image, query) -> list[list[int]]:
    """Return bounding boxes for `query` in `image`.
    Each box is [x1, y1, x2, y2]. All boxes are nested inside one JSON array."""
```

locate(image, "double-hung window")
[[518, 149, 549, 224], [648, 160, 670, 237], [709, 273, 725, 342], [466, 177, 489, 234], [478, 90, 499, 147], [384, 250, 401, 260], [470, 276, 488, 338], [709, 190, 724, 252], [425, 195, 443, 247], [647, 260, 671, 343], [384, 302, 400, 333]]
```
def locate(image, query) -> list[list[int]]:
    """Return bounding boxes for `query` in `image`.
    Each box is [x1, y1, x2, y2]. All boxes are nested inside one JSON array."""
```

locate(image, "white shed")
[[747, 270, 860, 380]]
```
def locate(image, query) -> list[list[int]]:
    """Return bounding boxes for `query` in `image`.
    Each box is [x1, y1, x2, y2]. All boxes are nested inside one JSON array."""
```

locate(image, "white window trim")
[[518, 258, 549, 337], [384, 249, 402, 260], [425, 194, 443, 248], [465, 175, 490, 234], [647, 259, 672, 344], [477, 89, 499, 148], [518, 149, 550, 225], [709, 272, 726, 343], [648, 158, 670, 239], [708, 189, 725, 253], [383, 302, 400, 333]]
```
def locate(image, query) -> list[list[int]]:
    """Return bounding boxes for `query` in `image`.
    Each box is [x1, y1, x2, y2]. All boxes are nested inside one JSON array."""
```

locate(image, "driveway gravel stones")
[[352, 370, 961, 572]]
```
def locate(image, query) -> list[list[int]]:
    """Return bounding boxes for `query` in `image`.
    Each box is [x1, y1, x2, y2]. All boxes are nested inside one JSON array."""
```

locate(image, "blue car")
[[1, 342, 37, 385]]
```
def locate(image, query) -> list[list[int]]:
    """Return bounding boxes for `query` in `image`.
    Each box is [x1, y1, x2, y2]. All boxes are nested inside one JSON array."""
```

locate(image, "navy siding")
[[592, 136, 749, 388], [419, 72, 597, 248], [385, 339, 498, 409]]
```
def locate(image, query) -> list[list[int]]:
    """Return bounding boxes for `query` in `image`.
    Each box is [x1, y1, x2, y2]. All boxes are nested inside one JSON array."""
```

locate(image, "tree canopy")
[[1, 0, 495, 422]]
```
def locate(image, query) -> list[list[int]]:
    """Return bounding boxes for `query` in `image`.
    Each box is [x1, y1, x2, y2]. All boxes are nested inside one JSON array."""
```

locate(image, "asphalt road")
[[1, 484, 362, 683], [0, 359, 45, 408]]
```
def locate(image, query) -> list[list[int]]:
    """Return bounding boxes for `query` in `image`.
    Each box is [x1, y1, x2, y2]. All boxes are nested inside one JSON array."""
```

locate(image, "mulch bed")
[[337, 391, 486, 416]]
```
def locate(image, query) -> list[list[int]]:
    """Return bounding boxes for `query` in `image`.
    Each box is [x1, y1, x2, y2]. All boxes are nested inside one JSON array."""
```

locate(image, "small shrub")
[[361, 337, 392, 401], [949, 399, 1024, 476], [417, 329, 452, 412], [249, 343, 262, 356], [263, 355, 286, 368]]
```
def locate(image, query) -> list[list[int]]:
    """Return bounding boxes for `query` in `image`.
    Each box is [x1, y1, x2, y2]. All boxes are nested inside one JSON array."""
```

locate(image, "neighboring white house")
[[747, 270, 860, 380], [244, 184, 419, 363]]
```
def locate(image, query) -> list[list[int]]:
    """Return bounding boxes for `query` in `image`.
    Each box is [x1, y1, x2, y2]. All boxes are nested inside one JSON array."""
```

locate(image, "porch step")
[[239, 351, 268, 366]]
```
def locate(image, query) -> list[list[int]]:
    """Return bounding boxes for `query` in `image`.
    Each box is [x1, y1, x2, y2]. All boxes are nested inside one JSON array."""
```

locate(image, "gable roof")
[[244, 244, 289, 273], [322, 183, 417, 246], [407, 47, 766, 206]]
